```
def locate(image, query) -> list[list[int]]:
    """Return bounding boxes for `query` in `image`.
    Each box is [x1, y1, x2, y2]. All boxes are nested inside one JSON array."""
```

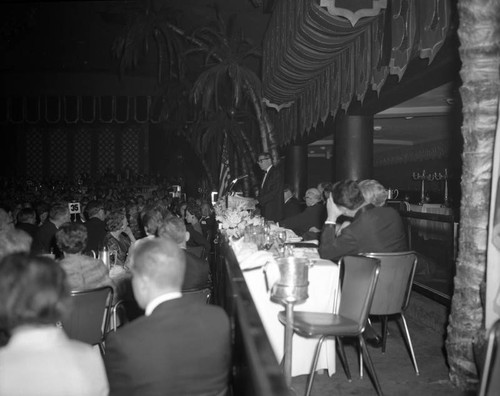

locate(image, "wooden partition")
[[213, 239, 290, 396]]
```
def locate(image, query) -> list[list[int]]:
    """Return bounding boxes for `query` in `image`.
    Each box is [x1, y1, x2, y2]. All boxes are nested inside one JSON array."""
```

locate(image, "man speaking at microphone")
[[256, 152, 284, 222]]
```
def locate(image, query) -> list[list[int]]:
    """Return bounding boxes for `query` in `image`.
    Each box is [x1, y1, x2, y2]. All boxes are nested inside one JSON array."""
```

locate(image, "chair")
[[478, 319, 500, 396], [182, 286, 212, 304], [362, 251, 419, 375], [278, 255, 382, 396], [61, 286, 113, 354]]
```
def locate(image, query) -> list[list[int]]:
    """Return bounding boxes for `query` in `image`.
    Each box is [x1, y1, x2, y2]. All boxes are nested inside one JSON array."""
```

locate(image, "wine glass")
[[276, 230, 287, 256]]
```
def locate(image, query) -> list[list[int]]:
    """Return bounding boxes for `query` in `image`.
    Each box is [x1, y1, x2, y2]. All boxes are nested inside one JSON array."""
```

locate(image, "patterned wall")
[[23, 123, 147, 180], [25, 129, 44, 180]]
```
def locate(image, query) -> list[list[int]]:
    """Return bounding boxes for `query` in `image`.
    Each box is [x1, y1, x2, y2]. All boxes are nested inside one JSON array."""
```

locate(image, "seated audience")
[[104, 238, 230, 396], [318, 180, 408, 262], [158, 216, 210, 291], [33, 201, 49, 226], [282, 184, 303, 219], [200, 201, 216, 243], [83, 200, 107, 255], [0, 253, 108, 396], [32, 202, 70, 258], [281, 188, 326, 239], [184, 202, 211, 251], [15, 208, 38, 238], [0, 208, 32, 260], [56, 223, 115, 293], [358, 179, 389, 207], [317, 181, 333, 202], [104, 210, 136, 267]]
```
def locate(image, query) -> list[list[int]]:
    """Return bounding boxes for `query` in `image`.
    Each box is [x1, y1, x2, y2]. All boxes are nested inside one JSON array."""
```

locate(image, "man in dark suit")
[[158, 215, 210, 291], [319, 180, 408, 262], [282, 184, 303, 219], [281, 187, 326, 238], [83, 200, 107, 254], [31, 202, 70, 258], [256, 152, 284, 222], [104, 238, 230, 396]]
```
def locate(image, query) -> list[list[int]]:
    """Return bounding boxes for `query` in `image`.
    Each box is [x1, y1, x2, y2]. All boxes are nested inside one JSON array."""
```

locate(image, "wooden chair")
[[362, 251, 419, 375], [278, 255, 382, 396], [478, 319, 500, 396], [61, 286, 113, 354]]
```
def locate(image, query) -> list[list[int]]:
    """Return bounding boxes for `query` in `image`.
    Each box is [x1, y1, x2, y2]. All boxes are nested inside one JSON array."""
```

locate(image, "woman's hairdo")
[[55, 222, 88, 254], [0, 253, 70, 332], [105, 210, 125, 232]]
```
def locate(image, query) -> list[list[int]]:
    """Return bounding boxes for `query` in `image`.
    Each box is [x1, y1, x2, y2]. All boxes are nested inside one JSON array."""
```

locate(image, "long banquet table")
[[231, 239, 340, 377]]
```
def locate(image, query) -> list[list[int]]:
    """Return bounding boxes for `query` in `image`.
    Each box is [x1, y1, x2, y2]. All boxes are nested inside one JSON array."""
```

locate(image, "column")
[[334, 115, 374, 181]]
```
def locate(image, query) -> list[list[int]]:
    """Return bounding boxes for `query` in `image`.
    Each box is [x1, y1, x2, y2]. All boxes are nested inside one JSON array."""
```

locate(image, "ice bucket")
[[270, 257, 310, 304]]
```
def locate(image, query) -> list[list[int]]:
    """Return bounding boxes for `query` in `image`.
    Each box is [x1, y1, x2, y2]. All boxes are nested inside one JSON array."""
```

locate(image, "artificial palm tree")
[[445, 0, 500, 390], [189, 10, 280, 164], [187, 108, 261, 194]]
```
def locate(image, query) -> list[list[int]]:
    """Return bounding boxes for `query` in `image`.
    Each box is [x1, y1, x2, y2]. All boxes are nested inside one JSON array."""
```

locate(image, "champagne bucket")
[[270, 257, 310, 304]]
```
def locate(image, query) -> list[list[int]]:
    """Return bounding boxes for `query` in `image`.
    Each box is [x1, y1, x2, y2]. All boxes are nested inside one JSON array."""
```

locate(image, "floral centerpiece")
[[214, 200, 262, 239]]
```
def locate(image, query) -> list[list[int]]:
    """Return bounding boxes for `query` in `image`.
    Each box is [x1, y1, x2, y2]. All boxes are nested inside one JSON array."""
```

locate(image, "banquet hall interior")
[[0, 0, 499, 395]]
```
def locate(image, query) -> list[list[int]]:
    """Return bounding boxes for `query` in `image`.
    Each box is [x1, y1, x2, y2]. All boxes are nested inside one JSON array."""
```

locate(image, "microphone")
[[231, 174, 248, 183]]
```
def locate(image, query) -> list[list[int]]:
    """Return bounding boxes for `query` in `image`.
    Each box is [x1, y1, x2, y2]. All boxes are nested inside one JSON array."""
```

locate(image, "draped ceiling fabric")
[[262, 0, 451, 145]]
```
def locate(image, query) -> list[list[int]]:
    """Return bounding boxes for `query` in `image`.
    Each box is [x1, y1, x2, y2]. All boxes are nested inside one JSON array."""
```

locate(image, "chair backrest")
[[62, 286, 113, 346], [182, 287, 211, 304], [479, 319, 500, 396], [362, 251, 417, 316], [338, 255, 380, 334]]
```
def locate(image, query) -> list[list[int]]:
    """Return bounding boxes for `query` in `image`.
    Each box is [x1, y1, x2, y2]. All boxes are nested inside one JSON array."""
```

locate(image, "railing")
[[399, 210, 457, 306], [213, 239, 290, 396]]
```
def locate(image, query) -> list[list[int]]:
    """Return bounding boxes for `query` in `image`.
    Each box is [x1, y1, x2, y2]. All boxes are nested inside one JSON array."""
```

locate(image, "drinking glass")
[[276, 230, 287, 257]]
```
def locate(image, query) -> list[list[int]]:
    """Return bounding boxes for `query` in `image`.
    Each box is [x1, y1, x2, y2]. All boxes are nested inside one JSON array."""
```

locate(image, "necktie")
[[261, 171, 268, 189]]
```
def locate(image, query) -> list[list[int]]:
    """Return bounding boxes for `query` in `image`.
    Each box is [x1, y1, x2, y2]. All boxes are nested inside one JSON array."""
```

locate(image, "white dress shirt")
[[145, 292, 182, 316]]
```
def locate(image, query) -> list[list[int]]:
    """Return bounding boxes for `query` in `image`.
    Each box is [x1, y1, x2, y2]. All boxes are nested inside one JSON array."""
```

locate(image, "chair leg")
[[381, 316, 388, 353], [336, 337, 352, 382], [359, 339, 364, 379], [359, 335, 384, 396], [399, 314, 420, 375], [305, 336, 326, 396]]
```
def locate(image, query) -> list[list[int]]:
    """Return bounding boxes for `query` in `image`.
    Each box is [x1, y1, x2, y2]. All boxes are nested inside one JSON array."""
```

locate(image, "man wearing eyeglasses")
[[256, 153, 283, 222]]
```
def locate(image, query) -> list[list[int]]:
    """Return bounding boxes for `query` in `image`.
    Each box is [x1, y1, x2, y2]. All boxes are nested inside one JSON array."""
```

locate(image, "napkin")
[[239, 250, 274, 271]]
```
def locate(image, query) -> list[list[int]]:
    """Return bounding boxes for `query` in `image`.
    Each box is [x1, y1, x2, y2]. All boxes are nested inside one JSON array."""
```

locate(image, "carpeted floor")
[[290, 312, 472, 396]]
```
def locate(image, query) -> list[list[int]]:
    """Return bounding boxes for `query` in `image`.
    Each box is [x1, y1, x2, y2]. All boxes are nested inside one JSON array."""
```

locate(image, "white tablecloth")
[[232, 239, 340, 377]]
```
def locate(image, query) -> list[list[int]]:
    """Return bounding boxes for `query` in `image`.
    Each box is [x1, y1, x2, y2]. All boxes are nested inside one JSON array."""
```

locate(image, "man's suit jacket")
[[183, 250, 210, 291], [15, 222, 38, 239], [281, 202, 326, 237], [319, 205, 408, 262], [257, 165, 284, 222], [104, 297, 230, 396], [84, 217, 107, 254], [283, 197, 303, 219], [31, 220, 60, 257]]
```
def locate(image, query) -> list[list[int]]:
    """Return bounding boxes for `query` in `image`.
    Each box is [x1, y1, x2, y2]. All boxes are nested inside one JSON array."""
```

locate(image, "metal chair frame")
[[479, 319, 500, 396], [278, 255, 382, 396], [362, 251, 419, 375], [62, 286, 113, 354]]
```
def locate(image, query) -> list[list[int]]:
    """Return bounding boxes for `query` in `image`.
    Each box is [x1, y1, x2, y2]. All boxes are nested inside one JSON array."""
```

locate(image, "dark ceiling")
[[0, 0, 463, 155]]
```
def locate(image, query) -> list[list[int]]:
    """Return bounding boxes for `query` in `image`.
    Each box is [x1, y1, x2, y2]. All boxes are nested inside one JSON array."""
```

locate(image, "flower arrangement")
[[214, 200, 262, 238]]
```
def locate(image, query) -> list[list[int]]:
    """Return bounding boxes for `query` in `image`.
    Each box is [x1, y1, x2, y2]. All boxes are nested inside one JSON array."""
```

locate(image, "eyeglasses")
[[258, 158, 270, 163]]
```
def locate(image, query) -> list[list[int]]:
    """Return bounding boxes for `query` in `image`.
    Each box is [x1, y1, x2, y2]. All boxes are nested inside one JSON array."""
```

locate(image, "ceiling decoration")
[[262, 0, 451, 144], [0, 96, 160, 125]]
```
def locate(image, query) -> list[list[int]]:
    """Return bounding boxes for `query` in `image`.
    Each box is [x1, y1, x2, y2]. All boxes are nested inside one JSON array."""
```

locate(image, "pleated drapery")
[[262, 0, 451, 144]]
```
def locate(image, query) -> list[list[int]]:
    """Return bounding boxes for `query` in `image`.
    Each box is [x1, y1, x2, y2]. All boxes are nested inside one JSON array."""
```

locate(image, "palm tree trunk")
[[445, 0, 500, 390], [243, 79, 280, 164]]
